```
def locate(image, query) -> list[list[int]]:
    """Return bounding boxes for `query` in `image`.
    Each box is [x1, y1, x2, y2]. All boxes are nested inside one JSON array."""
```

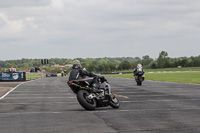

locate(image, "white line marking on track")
[[4, 97, 76, 99], [7, 94, 71, 96], [146, 99, 200, 101], [0, 79, 46, 100], [114, 94, 129, 98], [0, 82, 27, 100], [0, 102, 78, 105], [91, 108, 200, 113], [119, 99, 200, 102], [2, 108, 200, 114], [120, 101, 132, 102], [15, 89, 69, 93], [0, 112, 63, 115]]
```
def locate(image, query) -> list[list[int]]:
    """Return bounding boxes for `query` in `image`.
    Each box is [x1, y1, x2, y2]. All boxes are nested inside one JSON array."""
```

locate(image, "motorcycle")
[[134, 72, 145, 86], [67, 77, 120, 111]]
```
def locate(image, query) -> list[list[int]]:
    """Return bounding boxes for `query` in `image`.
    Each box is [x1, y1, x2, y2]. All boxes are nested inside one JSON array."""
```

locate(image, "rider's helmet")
[[72, 63, 82, 69], [137, 64, 142, 68]]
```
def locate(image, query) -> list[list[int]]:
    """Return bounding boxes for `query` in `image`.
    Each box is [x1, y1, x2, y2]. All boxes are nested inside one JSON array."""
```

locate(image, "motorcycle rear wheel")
[[77, 90, 96, 111]]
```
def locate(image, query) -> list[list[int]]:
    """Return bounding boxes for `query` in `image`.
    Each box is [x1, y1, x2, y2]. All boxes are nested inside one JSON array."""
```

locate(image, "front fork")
[[87, 93, 96, 99]]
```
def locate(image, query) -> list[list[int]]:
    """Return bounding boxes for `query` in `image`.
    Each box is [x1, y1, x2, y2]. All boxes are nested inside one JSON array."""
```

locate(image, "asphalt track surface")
[[0, 77, 200, 133]]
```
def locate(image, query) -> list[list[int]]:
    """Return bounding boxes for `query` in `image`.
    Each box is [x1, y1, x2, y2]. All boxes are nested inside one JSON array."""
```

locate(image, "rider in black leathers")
[[68, 63, 101, 93]]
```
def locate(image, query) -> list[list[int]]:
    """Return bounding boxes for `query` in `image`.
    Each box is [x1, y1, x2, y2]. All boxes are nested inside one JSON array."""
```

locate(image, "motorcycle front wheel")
[[109, 95, 120, 109], [77, 90, 96, 111], [137, 77, 142, 86]]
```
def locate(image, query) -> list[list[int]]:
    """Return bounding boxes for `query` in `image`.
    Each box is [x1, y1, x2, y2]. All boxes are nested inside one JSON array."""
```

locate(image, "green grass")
[[102, 71, 200, 84], [145, 67, 200, 72], [115, 67, 200, 73], [146, 72, 200, 84]]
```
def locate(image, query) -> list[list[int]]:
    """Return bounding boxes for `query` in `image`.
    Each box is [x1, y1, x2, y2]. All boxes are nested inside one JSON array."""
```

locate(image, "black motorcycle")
[[134, 72, 144, 86], [67, 77, 120, 111]]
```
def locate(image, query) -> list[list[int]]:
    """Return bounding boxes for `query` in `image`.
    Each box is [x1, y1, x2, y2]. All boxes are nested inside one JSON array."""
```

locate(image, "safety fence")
[[25, 72, 46, 80]]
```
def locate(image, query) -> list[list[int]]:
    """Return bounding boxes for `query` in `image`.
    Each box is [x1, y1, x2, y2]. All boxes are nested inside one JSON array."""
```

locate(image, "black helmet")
[[72, 63, 82, 69]]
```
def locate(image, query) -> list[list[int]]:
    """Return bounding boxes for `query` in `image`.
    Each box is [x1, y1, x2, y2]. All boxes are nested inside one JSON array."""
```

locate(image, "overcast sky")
[[0, 0, 200, 60]]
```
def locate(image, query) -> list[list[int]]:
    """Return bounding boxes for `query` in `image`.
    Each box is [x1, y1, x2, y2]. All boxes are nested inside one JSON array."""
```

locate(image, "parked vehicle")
[[46, 73, 57, 77], [68, 77, 120, 110]]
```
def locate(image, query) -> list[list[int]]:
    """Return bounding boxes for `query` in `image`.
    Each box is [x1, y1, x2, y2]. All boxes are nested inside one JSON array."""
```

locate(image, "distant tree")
[[73, 59, 80, 64], [5, 63, 15, 68], [2, 53, 200, 72], [74, 58, 84, 62], [148, 61, 158, 69], [118, 60, 131, 70], [142, 55, 150, 60], [96, 64, 104, 72], [157, 51, 169, 68], [131, 62, 138, 69], [141, 55, 154, 67], [109, 63, 117, 72], [65, 59, 73, 64], [159, 51, 168, 59], [84, 58, 95, 64], [0, 60, 5, 67], [87, 64, 96, 72], [81, 62, 88, 69], [103, 63, 111, 72], [135, 57, 141, 61]]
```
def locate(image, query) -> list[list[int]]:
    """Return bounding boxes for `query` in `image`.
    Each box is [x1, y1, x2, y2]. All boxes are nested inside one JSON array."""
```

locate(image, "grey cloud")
[[0, 0, 50, 8], [1, 0, 200, 60]]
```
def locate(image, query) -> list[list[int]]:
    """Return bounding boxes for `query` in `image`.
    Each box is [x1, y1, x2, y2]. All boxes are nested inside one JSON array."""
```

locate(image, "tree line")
[[0, 51, 200, 73]]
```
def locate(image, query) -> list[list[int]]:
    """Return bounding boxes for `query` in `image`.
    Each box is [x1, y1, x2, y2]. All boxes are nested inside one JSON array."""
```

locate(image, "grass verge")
[[102, 71, 200, 84]]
